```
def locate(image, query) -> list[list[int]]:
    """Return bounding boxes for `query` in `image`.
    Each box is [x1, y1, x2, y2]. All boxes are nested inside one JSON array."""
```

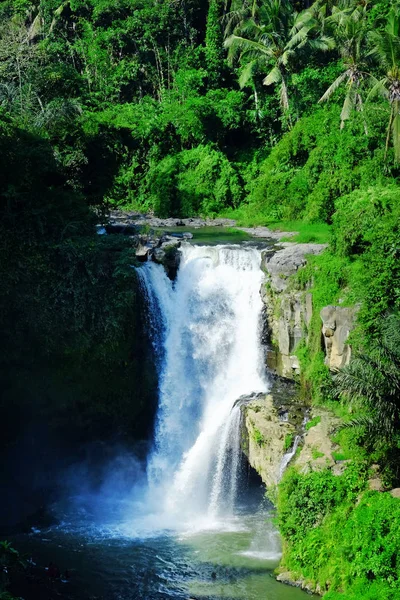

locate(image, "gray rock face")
[[260, 242, 358, 380], [240, 391, 341, 492], [320, 305, 358, 370], [240, 383, 308, 488], [261, 245, 323, 378], [293, 408, 340, 474], [241, 394, 298, 488], [262, 243, 328, 293], [236, 226, 297, 240]]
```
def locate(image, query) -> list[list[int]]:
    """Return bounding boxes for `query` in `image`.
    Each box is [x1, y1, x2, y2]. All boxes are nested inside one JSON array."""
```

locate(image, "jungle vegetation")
[[1, 0, 400, 597]]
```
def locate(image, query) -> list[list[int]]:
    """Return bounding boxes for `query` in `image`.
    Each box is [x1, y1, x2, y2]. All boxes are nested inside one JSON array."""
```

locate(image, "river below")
[[9, 241, 314, 600], [10, 504, 313, 600]]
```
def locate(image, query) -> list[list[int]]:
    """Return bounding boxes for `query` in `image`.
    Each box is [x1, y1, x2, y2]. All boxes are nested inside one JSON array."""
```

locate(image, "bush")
[[276, 465, 400, 597], [145, 144, 242, 216], [239, 105, 390, 224]]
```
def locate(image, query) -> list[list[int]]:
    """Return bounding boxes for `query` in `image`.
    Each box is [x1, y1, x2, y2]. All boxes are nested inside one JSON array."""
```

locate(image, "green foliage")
[[284, 433, 294, 452], [332, 186, 400, 328], [143, 144, 242, 216], [294, 249, 353, 401], [0, 0, 400, 594], [243, 105, 390, 224], [332, 451, 350, 461], [272, 221, 331, 243], [0, 541, 25, 598], [205, 0, 224, 86], [252, 427, 265, 446], [278, 463, 369, 542], [306, 416, 321, 431], [278, 466, 400, 598], [311, 447, 325, 459], [332, 314, 400, 481]]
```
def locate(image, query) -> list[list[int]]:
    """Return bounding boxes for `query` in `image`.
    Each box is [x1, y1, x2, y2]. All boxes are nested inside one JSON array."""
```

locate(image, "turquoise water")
[[11, 508, 313, 600]]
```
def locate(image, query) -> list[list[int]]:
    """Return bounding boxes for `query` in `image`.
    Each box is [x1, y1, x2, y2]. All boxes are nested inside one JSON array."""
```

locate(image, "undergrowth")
[[278, 465, 400, 599]]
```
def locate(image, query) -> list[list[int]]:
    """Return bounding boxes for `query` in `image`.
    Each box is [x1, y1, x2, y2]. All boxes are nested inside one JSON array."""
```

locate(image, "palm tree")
[[318, 1, 370, 131], [368, 6, 400, 161], [333, 314, 400, 446], [224, 0, 333, 127]]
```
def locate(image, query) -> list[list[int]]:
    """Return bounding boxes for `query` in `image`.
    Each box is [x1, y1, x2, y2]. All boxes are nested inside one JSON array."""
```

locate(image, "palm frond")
[[340, 81, 357, 126], [367, 76, 389, 101], [319, 71, 349, 103], [310, 35, 335, 52], [263, 65, 282, 86], [238, 59, 257, 88]]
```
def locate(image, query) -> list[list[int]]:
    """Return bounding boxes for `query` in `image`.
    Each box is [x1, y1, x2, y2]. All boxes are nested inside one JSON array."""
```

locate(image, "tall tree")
[[368, 6, 400, 161], [224, 0, 333, 127], [205, 0, 225, 86], [318, 1, 370, 132]]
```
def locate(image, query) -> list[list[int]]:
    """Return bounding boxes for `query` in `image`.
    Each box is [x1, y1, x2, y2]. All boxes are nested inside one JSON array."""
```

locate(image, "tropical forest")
[[1, 0, 400, 598]]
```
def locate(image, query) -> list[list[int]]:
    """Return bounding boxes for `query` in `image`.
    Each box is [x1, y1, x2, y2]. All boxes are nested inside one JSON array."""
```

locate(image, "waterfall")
[[137, 244, 268, 527], [278, 435, 301, 480]]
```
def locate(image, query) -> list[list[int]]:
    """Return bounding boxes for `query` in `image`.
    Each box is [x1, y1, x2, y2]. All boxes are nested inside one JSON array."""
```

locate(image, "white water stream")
[[137, 244, 268, 528]]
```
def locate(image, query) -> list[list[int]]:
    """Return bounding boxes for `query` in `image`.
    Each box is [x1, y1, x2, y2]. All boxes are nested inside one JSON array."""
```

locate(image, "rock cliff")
[[240, 382, 309, 488], [240, 387, 340, 490], [261, 243, 356, 378]]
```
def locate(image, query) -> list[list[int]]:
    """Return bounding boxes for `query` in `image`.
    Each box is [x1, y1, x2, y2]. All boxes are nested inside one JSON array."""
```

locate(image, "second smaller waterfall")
[[278, 435, 301, 480]]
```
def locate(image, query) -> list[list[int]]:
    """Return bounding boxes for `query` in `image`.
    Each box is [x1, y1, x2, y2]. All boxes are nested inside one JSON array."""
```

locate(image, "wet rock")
[[241, 394, 296, 488], [136, 243, 154, 261], [240, 385, 308, 488], [152, 240, 181, 279], [276, 571, 322, 595], [332, 460, 351, 476], [261, 284, 313, 379], [152, 248, 166, 263]]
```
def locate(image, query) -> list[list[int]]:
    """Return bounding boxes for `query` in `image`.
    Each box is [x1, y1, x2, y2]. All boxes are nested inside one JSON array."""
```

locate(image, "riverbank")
[[104, 210, 298, 241]]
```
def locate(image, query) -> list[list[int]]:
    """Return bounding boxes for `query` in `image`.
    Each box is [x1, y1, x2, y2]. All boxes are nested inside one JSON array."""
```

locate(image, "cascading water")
[[278, 435, 301, 480], [137, 243, 268, 528], [18, 242, 314, 600]]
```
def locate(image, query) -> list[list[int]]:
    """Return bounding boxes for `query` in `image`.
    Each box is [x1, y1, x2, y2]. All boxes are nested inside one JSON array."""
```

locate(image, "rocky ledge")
[[239, 382, 341, 489], [103, 210, 298, 239]]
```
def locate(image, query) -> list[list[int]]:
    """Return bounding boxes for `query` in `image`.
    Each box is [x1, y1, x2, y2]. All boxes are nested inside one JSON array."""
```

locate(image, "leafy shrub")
[[145, 145, 242, 216], [284, 433, 294, 451], [241, 105, 389, 224], [306, 416, 321, 430], [276, 464, 400, 597]]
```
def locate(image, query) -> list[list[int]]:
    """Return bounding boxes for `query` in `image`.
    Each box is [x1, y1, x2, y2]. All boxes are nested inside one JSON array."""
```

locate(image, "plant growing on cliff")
[[333, 314, 400, 478], [252, 427, 265, 446]]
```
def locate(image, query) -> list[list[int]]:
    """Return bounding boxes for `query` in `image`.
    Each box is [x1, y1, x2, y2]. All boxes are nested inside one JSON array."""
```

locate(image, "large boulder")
[[320, 305, 358, 370], [292, 408, 340, 474], [240, 384, 308, 488], [262, 243, 328, 293]]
